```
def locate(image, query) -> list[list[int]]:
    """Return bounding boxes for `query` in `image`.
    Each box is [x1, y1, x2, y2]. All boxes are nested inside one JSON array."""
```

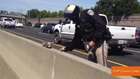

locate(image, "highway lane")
[[1, 26, 140, 68]]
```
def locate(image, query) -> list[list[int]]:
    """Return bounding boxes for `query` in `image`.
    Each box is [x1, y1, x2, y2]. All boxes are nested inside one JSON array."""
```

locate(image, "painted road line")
[[38, 32, 50, 35], [107, 60, 128, 67], [124, 49, 140, 54]]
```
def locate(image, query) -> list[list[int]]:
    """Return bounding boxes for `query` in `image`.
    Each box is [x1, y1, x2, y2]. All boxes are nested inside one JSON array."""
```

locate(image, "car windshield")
[[46, 23, 56, 27], [27, 22, 31, 24], [37, 23, 41, 25], [100, 16, 107, 25], [43, 23, 47, 25], [51, 24, 56, 26], [5, 19, 12, 21], [65, 19, 71, 24]]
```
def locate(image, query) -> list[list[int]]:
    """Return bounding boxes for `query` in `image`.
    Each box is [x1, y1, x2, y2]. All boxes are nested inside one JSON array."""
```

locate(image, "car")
[[42, 23, 56, 34], [1, 18, 15, 28], [0, 19, 2, 27], [25, 22, 32, 26], [15, 22, 23, 28], [34, 23, 42, 28], [40, 22, 48, 30]]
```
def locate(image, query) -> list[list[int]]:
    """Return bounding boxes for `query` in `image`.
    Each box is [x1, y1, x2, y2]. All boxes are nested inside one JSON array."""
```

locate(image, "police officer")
[[60, 4, 109, 67]]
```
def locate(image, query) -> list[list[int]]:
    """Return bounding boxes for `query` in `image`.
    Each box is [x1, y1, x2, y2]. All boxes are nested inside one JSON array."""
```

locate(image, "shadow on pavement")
[[108, 49, 133, 56], [62, 41, 134, 56], [128, 45, 140, 48]]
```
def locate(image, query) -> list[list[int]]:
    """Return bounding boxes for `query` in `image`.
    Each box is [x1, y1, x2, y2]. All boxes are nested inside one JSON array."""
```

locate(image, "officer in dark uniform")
[[60, 4, 109, 67]]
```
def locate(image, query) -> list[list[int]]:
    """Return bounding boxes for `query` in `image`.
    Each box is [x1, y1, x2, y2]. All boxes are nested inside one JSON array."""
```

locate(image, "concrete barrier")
[[0, 30, 137, 79]]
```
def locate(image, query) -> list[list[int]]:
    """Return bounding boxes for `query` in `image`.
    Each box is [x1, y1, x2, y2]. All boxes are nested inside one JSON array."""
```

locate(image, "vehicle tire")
[[42, 29, 44, 33], [47, 30, 51, 34], [54, 32, 61, 44], [13, 26, 15, 29], [111, 47, 123, 54], [3, 25, 6, 28]]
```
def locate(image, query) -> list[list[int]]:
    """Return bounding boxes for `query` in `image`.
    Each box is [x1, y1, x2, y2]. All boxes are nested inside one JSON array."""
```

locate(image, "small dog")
[[42, 41, 52, 48]]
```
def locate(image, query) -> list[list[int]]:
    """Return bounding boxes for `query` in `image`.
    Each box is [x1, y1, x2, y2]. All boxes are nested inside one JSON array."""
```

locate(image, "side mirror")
[[62, 21, 65, 25], [58, 19, 62, 24]]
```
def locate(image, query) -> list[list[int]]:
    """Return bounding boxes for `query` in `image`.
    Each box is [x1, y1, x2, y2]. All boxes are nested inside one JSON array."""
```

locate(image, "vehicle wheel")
[[40, 28, 42, 30], [54, 32, 61, 44], [47, 30, 51, 34], [13, 26, 15, 29], [111, 47, 123, 54], [3, 26, 6, 28], [42, 29, 44, 33]]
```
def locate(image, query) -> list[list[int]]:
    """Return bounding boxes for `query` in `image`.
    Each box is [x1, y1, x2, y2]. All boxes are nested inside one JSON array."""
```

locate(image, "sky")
[[0, 0, 99, 14]]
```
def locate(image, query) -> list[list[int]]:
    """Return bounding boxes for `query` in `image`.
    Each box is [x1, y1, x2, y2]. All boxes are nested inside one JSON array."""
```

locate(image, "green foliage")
[[27, 9, 39, 18], [58, 10, 63, 17], [26, 0, 140, 19], [26, 9, 64, 18], [40, 10, 47, 18], [91, 6, 94, 9], [94, 0, 140, 16], [80, 6, 84, 11]]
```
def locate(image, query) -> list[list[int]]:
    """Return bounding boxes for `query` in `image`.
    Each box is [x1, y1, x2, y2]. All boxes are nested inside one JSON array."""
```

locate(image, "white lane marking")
[[16, 28, 23, 29], [38, 32, 50, 35], [123, 49, 140, 54], [33, 28, 41, 31]]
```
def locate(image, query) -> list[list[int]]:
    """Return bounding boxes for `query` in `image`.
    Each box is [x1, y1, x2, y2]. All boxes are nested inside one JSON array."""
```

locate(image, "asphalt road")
[[0, 26, 140, 78]]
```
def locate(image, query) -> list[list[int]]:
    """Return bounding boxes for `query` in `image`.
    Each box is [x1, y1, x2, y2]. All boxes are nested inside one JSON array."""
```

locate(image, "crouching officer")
[[60, 4, 109, 67]]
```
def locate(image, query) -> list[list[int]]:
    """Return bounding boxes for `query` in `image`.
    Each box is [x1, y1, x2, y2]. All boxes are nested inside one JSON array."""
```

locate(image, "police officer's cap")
[[64, 4, 80, 18]]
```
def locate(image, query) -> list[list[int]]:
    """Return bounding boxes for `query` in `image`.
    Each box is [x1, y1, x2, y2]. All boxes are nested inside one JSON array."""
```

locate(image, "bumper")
[[16, 25, 23, 27], [135, 38, 140, 45], [4, 25, 15, 26], [108, 39, 135, 45]]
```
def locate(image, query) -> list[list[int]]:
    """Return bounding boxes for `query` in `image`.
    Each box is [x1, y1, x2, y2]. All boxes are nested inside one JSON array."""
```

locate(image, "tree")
[[94, 0, 116, 16], [46, 11, 52, 17], [40, 10, 47, 18], [51, 12, 55, 17], [91, 6, 94, 9], [94, 0, 140, 16], [36, 11, 42, 22], [112, 0, 139, 15], [27, 9, 40, 18], [58, 10, 63, 17], [79, 6, 84, 11], [26, 0, 140, 19]]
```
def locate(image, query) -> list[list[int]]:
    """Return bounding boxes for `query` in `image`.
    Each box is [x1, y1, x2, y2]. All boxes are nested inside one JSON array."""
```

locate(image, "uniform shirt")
[[64, 9, 106, 52]]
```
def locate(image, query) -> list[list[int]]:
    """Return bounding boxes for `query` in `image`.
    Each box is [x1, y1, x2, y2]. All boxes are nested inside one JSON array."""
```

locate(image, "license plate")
[[118, 40, 127, 44]]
